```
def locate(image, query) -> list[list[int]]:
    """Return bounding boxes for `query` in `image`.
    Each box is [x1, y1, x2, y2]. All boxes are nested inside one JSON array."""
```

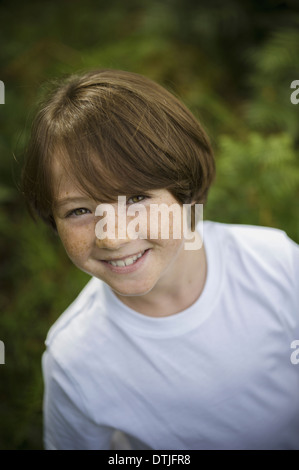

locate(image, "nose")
[[94, 202, 132, 250], [95, 234, 131, 250]]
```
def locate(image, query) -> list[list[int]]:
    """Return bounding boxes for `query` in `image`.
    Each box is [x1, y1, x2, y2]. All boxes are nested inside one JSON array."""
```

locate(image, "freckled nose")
[[94, 203, 131, 249], [95, 236, 130, 250], [94, 220, 131, 250]]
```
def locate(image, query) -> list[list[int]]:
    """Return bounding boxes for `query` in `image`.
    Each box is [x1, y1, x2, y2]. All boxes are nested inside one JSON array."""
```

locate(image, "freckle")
[[73, 241, 88, 252]]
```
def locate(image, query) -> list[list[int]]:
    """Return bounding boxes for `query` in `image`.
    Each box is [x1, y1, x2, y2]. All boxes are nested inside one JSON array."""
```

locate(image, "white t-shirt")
[[42, 221, 299, 450]]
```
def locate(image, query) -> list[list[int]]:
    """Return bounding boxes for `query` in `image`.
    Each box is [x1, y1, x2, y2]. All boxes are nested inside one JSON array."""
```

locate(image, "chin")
[[112, 282, 154, 298]]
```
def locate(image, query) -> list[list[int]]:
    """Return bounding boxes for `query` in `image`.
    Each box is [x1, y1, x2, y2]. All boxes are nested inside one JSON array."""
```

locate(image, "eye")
[[66, 208, 91, 217], [127, 195, 147, 204]]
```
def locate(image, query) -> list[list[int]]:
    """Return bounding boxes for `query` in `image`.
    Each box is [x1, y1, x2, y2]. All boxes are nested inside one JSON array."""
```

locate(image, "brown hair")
[[21, 69, 215, 230]]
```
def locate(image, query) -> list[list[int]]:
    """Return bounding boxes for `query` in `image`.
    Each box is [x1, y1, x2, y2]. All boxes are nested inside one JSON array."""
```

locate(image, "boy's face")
[[52, 161, 201, 302]]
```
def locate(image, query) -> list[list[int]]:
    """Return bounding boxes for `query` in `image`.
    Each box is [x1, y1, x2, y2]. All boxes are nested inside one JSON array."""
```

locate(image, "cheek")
[[161, 237, 185, 255], [145, 207, 184, 241], [57, 224, 93, 262]]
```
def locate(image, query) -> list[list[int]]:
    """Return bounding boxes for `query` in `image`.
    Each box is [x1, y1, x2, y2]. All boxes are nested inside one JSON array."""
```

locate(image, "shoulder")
[[44, 276, 106, 363], [204, 221, 298, 290], [204, 220, 297, 259]]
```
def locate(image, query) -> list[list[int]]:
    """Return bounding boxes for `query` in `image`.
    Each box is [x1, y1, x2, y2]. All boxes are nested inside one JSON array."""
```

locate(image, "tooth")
[[116, 260, 125, 267], [107, 250, 146, 267]]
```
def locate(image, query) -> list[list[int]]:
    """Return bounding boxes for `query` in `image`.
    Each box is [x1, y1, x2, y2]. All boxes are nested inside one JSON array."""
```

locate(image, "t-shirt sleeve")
[[289, 234, 299, 312], [42, 350, 114, 450]]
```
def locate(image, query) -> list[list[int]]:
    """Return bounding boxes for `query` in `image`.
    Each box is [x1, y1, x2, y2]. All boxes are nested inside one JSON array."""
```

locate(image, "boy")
[[21, 69, 299, 450]]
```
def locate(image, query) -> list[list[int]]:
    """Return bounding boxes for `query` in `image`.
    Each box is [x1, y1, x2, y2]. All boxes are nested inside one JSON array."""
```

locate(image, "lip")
[[100, 249, 151, 274]]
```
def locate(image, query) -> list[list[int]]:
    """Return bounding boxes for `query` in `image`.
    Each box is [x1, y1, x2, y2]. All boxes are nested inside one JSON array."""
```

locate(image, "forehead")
[[51, 158, 173, 206], [52, 158, 76, 193], [49, 141, 175, 210], [51, 157, 90, 203]]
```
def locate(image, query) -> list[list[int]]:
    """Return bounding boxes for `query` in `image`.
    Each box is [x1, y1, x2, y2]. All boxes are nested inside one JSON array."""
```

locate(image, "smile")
[[106, 250, 146, 267], [100, 249, 150, 273]]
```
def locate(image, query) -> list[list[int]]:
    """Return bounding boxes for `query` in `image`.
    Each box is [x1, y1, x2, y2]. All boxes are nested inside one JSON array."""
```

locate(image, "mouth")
[[100, 249, 150, 273]]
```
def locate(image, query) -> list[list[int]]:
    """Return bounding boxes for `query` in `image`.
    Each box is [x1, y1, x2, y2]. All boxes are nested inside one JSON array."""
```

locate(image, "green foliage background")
[[0, 0, 298, 449]]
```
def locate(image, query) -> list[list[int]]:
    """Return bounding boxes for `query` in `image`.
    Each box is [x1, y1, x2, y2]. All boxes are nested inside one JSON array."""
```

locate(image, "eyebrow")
[[54, 196, 92, 209]]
